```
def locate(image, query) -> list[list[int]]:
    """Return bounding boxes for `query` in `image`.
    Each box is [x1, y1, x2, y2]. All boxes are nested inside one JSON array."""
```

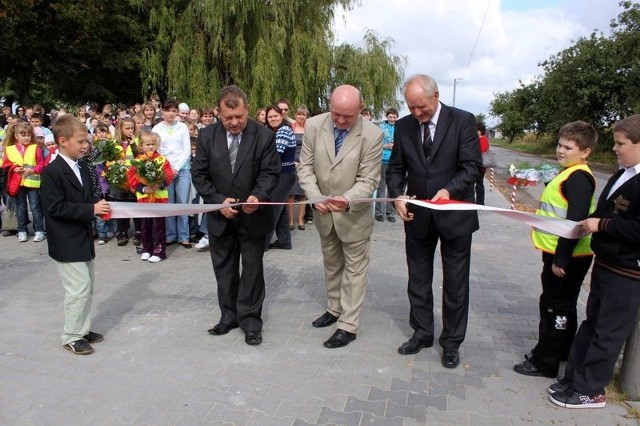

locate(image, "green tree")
[[331, 30, 406, 116], [489, 81, 539, 142], [141, 1, 405, 113], [0, 0, 151, 107]]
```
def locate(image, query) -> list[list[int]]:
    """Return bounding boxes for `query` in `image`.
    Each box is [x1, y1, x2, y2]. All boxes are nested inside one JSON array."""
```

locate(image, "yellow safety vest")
[[134, 155, 169, 201], [531, 164, 594, 256], [5, 144, 41, 188]]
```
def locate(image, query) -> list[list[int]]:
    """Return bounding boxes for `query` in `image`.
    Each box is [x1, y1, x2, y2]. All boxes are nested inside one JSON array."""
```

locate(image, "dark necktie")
[[229, 134, 240, 172], [423, 122, 433, 160], [335, 129, 346, 155]]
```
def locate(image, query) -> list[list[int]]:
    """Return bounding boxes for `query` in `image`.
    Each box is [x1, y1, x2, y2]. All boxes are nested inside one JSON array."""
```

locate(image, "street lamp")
[[453, 77, 463, 107]]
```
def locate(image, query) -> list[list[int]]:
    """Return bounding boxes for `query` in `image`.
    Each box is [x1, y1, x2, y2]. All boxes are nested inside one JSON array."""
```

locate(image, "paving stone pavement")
[[1, 184, 637, 425]]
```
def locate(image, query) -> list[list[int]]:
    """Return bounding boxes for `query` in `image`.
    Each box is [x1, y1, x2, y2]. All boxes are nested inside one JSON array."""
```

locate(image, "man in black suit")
[[41, 115, 111, 355], [191, 86, 280, 346], [387, 74, 481, 368]]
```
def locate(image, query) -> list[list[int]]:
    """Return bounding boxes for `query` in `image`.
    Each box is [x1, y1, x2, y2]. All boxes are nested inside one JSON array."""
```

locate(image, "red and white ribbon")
[[106, 196, 586, 239]]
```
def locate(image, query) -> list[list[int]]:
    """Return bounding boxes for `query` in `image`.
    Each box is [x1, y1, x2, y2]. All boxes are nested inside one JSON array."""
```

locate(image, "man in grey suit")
[[387, 74, 481, 368], [297, 85, 383, 348], [191, 85, 280, 346]]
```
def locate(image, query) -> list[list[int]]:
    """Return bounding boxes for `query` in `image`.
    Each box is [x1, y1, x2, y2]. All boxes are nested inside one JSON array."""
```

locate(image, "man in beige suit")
[[297, 85, 383, 348]]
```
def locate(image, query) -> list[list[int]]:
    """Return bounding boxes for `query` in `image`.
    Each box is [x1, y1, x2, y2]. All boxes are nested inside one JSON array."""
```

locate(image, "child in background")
[[549, 115, 640, 409], [93, 123, 115, 244], [127, 131, 174, 263], [44, 134, 58, 165], [132, 113, 145, 137], [514, 121, 597, 381], [40, 114, 111, 355], [113, 117, 141, 247], [2, 121, 46, 242]]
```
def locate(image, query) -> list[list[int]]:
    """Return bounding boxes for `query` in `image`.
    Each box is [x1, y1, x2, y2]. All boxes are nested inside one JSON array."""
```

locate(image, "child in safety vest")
[[127, 131, 174, 263], [1, 121, 46, 242], [513, 121, 597, 380], [113, 116, 141, 247]]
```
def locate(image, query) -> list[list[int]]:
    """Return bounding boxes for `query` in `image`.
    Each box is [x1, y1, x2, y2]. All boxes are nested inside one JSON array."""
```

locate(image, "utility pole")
[[453, 77, 463, 107]]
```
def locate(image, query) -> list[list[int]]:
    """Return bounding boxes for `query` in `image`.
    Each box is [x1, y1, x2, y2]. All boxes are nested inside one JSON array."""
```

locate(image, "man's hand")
[[580, 218, 600, 233], [220, 197, 239, 219], [314, 201, 330, 215], [394, 195, 414, 222], [94, 199, 110, 215], [431, 188, 450, 202], [242, 195, 260, 214], [327, 195, 349, 212]]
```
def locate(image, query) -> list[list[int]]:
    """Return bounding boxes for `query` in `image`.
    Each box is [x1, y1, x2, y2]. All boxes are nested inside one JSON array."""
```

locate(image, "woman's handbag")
[[1, 197, 18, 231], [482, 149, 497, 168]]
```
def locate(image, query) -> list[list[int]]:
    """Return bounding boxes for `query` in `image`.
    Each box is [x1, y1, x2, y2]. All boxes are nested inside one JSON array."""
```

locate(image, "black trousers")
[[405, 228, 472, 349], [209, 220, 266, 333], [529, 253, 593, 376], [565, 264, 640, 395]]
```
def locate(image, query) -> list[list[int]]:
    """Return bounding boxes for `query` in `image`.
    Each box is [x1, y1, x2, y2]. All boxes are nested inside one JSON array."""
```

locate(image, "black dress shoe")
[[442, 347, 460, 368], [245, 331, 262, 345], [398, 337, 433, 355], [323, 329, 356, 348], [513, 359, 555, 377], [207, 323, 238, 335], [387, 216, 396, 223], [312, 311, 339, 328]]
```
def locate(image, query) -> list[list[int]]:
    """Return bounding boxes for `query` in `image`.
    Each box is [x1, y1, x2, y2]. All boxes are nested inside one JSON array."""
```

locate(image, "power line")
[[464, 0, 491, 76]]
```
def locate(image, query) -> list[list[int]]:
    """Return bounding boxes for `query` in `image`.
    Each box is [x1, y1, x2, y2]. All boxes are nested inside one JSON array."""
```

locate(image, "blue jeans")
[[166, 168, 191, 242], [16, 187, 44, 233], [96, 216, 115, 238]]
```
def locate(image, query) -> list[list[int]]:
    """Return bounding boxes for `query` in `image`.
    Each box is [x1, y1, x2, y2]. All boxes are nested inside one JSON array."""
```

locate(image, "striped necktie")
[[335, 129, 346, 155], [423, 122, 433, 160], [229, 134, 240, 172]]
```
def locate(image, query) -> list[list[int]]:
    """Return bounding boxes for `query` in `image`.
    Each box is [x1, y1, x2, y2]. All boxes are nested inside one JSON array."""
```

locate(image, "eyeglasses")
[[17, 109, 24, 112]]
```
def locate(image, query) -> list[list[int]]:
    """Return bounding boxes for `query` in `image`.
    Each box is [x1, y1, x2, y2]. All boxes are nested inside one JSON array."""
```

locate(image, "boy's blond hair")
[[558, 121, 597, 151], [53, 115, 87, 144]]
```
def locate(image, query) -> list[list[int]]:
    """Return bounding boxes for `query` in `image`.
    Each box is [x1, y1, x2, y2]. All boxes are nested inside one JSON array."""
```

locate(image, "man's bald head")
[[329, 85, 363, 130]]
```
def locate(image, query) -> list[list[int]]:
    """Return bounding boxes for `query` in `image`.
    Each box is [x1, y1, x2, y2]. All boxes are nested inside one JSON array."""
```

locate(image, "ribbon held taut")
[[104, 196, 586, 240]]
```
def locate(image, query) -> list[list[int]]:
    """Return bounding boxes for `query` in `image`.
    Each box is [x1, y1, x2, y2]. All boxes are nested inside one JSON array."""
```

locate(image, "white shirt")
[[608, 164, 640, 198], [58, 152, 83, 186], [152, 121, 191, 171]]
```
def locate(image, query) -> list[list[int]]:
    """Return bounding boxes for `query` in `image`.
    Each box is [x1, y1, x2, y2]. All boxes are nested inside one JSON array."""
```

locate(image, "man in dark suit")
[[191, 85, 280, 346], [387, 74, 481, 368], [41, 115, 111, 355]]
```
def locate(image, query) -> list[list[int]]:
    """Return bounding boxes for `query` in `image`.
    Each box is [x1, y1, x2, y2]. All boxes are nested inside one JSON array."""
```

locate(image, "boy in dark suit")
[[41, 115, 111, 355]]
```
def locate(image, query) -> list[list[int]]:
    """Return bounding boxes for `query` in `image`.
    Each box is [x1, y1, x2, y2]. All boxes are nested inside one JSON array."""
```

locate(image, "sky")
[[332, 0, 627, 124]]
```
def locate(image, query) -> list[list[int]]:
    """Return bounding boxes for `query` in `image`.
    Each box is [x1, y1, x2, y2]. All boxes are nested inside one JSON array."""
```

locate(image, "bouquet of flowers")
[[102, 160, 129, 190], [92, 138, 123, 165], [130, 154, 165, 186]]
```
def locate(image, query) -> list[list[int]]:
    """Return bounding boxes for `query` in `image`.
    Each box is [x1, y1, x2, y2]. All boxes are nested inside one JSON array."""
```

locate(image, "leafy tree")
[[331, 30, 406, 116], [0, 0, 151, 107], [140, 1, 405, 113], [488, 1, 640, 145], [489, 81, 539, 142]]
